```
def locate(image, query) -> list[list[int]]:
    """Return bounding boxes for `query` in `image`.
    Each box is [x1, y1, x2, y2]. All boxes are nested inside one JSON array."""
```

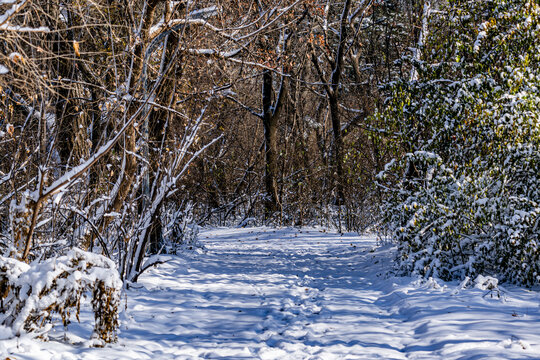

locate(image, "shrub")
[[377, 0, 540, 285], [0, 249, 122, 343]]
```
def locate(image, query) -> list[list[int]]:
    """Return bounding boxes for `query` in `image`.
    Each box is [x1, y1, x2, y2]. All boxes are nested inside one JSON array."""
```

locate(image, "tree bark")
[[99, 0, 162, 236], [146, 31, 180, 254], [262, 70, 281, 219], [328, 93, 345, 205]]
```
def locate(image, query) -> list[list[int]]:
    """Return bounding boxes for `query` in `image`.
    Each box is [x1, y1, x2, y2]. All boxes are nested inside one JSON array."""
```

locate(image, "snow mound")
[[0, 249, 122, 343]]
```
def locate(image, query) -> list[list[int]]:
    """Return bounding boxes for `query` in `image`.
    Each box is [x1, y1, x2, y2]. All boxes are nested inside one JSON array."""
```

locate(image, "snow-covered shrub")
[[9, 192, 32, 256], [162, 201, 201, 253], [0, 255, 29, 310], [0, 249, 122, 343], [377, 0, 540, 285]]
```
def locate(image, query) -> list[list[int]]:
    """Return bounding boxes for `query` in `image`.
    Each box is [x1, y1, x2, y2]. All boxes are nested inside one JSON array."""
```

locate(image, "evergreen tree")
[[377, 0, 540, 285]]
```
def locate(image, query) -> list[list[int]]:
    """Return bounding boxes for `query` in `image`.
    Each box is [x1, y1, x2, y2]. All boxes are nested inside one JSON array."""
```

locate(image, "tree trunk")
[[146, 31, 179, 255], [262, 70, 280, 219], [328, 94, 345, 205], [98, 0, 161, 236]]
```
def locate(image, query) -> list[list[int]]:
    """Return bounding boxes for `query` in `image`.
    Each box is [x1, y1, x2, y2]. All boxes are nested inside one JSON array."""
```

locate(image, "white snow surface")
[[2, 227, 540, 359]]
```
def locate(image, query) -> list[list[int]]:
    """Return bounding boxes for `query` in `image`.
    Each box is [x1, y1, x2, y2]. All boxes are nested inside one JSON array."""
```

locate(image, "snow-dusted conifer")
[[377, 0, 540, 285]]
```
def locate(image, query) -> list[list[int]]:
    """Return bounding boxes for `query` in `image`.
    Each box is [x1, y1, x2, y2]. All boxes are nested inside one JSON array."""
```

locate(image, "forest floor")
[[2, 227, 540, 359]]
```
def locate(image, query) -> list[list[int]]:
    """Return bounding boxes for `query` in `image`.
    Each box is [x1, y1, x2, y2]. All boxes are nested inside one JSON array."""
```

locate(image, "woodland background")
[[1, 0, 539, 287], [0, 0, 421, 280]]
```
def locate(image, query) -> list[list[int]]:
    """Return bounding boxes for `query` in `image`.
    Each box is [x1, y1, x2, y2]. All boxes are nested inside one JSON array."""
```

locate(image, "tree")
[[0, 1, 222, 282]]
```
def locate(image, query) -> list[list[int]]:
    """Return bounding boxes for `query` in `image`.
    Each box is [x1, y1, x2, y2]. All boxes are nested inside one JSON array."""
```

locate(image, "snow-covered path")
[[124, 227, 405, 359], [2, 227, 540, 359]]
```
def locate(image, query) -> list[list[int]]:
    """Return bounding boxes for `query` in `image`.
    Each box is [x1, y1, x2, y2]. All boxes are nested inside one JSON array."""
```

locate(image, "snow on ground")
[[2, 227, 540, 359]]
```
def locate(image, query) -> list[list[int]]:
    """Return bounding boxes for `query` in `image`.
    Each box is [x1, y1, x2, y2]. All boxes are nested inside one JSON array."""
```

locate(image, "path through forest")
[[2, 227, 540, 359]]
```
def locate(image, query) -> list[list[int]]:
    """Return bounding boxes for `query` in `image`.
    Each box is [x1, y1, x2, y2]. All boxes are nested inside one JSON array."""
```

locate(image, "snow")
[[0, 1, 48, 32], [1, 249, 121, 337], [473, 31, 487, 53], [0, 0, 25, 24], [0, 25, 50, 32], [2, 227, 540, 359]]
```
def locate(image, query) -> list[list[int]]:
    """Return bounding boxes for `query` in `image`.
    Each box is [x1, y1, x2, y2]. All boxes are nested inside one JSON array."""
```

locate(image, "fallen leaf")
[[73, 41, 81, 57]]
